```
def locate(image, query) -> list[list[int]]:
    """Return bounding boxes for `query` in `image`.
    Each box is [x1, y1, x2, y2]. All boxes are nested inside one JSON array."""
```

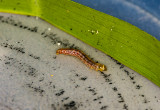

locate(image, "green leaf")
[[0, 0, 160, 87]]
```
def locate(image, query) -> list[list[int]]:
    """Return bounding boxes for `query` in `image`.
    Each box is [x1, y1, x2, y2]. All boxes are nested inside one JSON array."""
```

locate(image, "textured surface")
[[0, 0, 160, 87], [0, 13, 160, 110]]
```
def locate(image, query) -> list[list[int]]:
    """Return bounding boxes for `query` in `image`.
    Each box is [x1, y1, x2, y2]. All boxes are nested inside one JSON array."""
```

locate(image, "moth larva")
[[56, 48, 107, 72]]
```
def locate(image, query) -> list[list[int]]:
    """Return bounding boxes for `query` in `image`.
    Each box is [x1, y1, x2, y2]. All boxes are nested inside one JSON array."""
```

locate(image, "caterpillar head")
[[96, 63, 107, 72]]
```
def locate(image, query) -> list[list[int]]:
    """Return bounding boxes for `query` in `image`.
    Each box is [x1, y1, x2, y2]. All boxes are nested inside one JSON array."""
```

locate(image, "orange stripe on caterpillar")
[[56, 48, 107, 72]]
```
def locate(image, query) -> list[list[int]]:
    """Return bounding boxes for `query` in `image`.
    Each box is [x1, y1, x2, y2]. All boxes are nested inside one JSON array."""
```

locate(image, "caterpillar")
[[56, 48, 107, 72]]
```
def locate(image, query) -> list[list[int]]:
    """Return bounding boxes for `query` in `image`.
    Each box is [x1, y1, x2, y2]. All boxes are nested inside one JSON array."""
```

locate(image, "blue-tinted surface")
[[72, 0, 160, 40]]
